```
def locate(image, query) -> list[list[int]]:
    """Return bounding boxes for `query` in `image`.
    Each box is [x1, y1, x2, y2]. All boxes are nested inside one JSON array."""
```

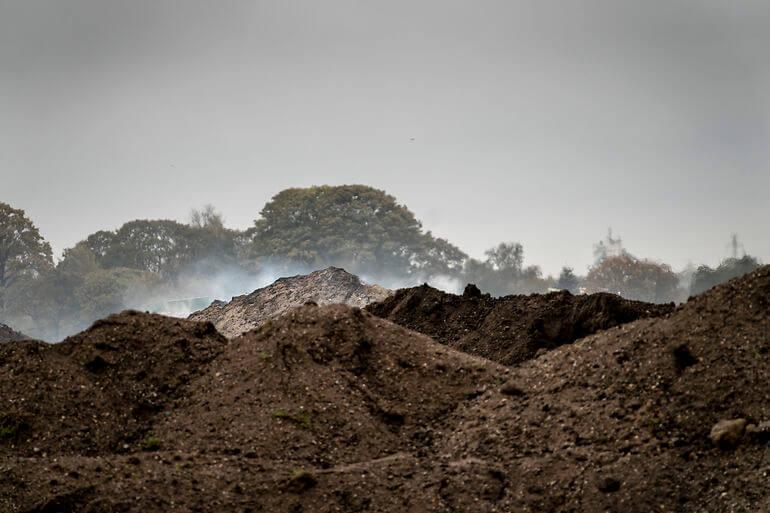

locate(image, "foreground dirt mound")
[[367, 284, 674, 365], [438, 265, 770, 511], [1, 305, 505, 512], [0, 311, 226, 457], [1, 267, 768, 512], [0, 322, 26, 342], [189, 267, 391, 337]]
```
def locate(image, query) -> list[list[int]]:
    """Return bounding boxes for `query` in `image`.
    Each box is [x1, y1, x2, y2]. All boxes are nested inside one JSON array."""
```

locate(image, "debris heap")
[[189, 267, 391, 337]]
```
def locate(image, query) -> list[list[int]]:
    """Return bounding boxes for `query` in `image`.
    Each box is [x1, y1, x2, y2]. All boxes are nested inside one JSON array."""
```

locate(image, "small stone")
[[709, 419, 747, 448]]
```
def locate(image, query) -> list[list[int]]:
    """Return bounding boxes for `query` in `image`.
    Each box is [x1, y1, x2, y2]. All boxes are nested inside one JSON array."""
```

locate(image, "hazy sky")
[[3, 0, 769, 275]]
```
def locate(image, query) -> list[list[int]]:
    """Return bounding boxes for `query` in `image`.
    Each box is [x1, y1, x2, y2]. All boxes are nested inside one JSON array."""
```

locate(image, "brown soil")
[[0, 323, 26, 342], [0, 311, 226, 458], [189, 266, 391, 338], [1, 267, 768, 512], [367, 284, 675, 365]]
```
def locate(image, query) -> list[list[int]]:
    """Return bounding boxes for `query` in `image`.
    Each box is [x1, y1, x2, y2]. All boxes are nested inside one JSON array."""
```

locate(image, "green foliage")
[[584, 254, 680, 303], [3, 247, 159, 340], [142, 436, 161, 451], [73, 268, 159, 321], [0, 202, 53, 311], [462, 242, 548, 296], [484, 242, 524, 273], [288, 468, 317, 492], [556, 267, 580, 293], [273, 409, 312, 429], [82, 218, 239, 277], [0, 415, 24, 442], [689, 255, 761, 296], [248, 185, 466, 280]]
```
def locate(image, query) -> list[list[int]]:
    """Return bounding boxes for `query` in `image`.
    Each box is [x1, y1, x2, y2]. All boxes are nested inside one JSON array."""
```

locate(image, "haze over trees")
[[583, 232, 681, 303], [690, 255, 762, 297], [0, 186, 762, 341]]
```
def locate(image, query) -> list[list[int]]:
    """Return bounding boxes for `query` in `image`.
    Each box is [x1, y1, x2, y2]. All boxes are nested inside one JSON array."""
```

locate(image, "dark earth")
[[366, 284, 675, 365], [1, 267, 768, 512]]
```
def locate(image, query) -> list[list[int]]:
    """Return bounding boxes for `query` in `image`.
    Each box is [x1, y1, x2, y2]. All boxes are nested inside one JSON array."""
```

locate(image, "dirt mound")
[[367, 284, 675, 365], [0, 322, 26, 342], [0, 311, 226, 457], [1, 304, 505, 512], [437, 264, 770, 511], [189, 266, 391, 337], [157, 305, 501, 466], [1, 267, 768, 512]]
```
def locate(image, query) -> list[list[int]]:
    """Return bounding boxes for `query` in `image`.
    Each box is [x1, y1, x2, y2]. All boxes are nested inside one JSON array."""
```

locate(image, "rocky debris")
[[367, 284, 674, 365], [0, 322, 26, 342], [189, 267, 391, 337], [0, 266, 768, 512]]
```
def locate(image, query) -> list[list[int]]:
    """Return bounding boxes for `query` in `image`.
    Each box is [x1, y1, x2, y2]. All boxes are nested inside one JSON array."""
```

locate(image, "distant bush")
[[690, 256, 762, 296]]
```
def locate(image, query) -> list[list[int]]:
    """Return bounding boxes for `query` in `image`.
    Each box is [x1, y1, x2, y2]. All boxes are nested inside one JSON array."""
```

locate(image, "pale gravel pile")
[[189, 266, 391, 337]]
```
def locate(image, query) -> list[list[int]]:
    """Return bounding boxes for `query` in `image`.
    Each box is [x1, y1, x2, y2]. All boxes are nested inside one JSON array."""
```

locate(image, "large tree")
[[584, 254, 680, 303], [556, 266, 580, 294], [248, 185, 467, 279], [0, 202, 53, 311], [80, 218, 239, 278]]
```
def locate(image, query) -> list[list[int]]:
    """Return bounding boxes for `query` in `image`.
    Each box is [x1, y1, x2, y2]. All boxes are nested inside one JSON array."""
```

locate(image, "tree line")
[[0, 185, 762, 340]]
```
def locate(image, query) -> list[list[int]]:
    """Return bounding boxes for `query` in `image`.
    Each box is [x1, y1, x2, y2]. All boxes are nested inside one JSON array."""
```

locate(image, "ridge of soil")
[[1, 266, 768, 512], [189, 266, 391, 338], [366, 284, 675, 365]]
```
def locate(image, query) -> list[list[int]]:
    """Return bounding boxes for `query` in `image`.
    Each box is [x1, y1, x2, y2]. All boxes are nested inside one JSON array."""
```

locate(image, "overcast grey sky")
[[2, 0, 769, 275]]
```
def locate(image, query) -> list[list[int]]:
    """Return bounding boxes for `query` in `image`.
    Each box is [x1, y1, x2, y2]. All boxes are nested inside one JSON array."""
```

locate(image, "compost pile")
[[0, 323, 26, 342], [1, 267, 768, 512], [189, 266, 391, 338], [367, 284, 675, 365]]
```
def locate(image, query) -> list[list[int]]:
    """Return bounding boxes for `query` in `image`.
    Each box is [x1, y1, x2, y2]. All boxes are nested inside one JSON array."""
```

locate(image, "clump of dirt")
[[189, 266, 391, 338], [367, 284, 674, 365], [0, 311, 226, 457], [0, 322, 26, 342], [1, 267, 768, 512]]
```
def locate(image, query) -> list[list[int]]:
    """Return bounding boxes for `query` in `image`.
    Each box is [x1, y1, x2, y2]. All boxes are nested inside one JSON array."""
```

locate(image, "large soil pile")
[[367, 284, 675, 365], [0, 311, 226, 458], [189, 266, 391, 337], [1, 267, 768, 512], [435, 265, 770, 511], [0, 323, 26, 342]]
